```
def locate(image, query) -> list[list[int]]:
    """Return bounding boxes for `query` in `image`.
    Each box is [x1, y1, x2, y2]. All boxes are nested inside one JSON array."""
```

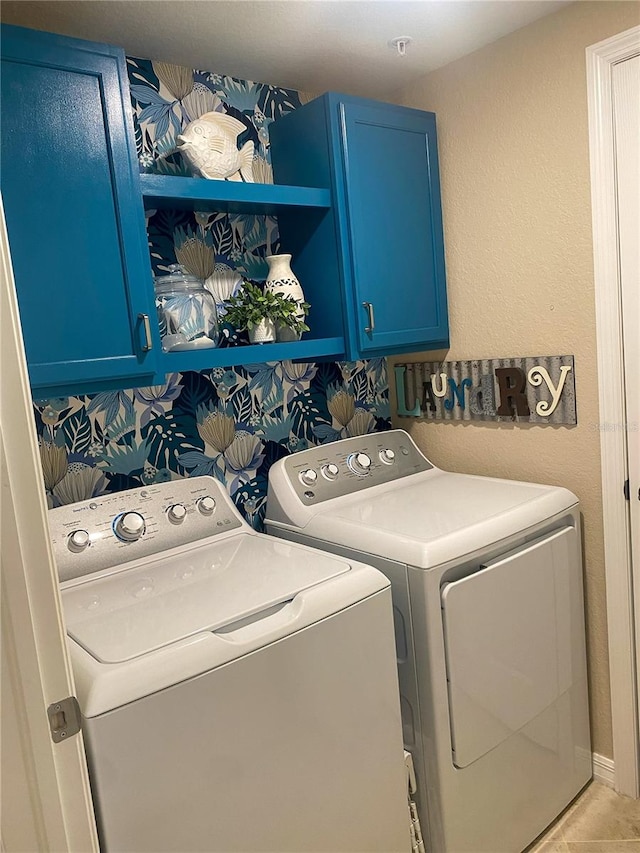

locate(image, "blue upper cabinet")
[[270, 92, 449, 359], [1, 25, 159, 396]]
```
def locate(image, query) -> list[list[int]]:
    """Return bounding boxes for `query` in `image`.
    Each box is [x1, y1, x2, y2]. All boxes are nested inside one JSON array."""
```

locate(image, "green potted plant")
[[223, 281, 310, 344]]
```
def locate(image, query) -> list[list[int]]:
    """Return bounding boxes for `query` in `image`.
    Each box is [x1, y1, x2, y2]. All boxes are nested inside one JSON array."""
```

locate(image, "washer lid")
[[62, 534, 350, 663], [301, 470, 577, 568]]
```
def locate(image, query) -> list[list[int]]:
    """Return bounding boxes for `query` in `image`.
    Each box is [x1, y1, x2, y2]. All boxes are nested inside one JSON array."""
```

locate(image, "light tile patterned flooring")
[[529, 782, 640, 852]]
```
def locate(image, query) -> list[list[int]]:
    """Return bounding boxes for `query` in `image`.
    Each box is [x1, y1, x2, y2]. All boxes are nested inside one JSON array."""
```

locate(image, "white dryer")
[[49, 476, 410, 853], [266, 430, 592, 853]]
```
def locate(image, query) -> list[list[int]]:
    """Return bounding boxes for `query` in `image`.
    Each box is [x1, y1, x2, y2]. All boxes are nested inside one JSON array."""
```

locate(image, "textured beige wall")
[[390, 1, 640, 758]]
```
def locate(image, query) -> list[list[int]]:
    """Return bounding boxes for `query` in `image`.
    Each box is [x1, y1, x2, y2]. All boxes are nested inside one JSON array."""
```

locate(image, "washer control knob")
[[379, 448, 396, 465], [321, 463, 340, 481], [299, 469, 318, 487], [198, 496, 216, 515], [167, 503, 187, 523], [68, 529, 90, 552], [348, 452, 372, 476], [115, 512, 145, 542]]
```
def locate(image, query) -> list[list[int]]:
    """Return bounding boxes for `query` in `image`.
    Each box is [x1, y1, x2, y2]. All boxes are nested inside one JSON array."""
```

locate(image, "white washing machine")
[[49, 476, 410, 853], [266, 430, 592, 853]]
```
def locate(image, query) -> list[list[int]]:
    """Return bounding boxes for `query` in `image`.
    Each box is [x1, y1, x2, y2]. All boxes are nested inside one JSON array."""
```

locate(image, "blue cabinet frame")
[[2, 29, 449, 396], [270, 92, 449, 360], [1, 25, 159, 396]]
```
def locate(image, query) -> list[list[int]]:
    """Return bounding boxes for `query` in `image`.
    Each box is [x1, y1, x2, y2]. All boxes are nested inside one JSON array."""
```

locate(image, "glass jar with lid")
[[154, 264, 219, 352]]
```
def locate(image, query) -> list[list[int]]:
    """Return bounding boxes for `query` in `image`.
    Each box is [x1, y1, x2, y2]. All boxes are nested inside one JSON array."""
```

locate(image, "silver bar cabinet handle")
[[138, 313, 153, 352], [362, 301, 375, 335]]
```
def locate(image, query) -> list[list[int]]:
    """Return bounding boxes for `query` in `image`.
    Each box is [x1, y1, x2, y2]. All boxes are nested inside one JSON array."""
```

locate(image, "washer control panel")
[[49, 476, 243, 582], [278, 430, 432, 506]]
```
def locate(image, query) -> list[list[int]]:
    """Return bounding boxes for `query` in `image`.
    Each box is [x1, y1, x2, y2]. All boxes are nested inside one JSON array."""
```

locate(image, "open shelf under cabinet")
[[139, 174, 331, 215]]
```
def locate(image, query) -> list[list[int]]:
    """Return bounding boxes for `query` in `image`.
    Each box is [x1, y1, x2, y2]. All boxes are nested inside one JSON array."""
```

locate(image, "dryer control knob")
[[198, 496, 216, 515], [379, 448, 396, 464], [299, 469, 318, 487], [68, 529, 90, 552], [114, 512, 145, 542], [167, 503, 187, 523], [348, 452, 372, 476], [321, 463, 339, 481]]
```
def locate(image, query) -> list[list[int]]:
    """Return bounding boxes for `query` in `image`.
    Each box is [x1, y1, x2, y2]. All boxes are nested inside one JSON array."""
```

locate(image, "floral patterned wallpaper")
[[131, 55, 302, 285], [33, 58, 390, 529], [34, 360, 389, 529]]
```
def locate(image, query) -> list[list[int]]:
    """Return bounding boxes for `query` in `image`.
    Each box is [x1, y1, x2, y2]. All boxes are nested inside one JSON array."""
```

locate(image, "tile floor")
[[529, 782, 640, 852]]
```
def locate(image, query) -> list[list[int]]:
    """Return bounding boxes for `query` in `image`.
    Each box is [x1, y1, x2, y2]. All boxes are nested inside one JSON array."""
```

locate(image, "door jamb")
[[0, 197, 99, 850], [587, 24, 640, 798]]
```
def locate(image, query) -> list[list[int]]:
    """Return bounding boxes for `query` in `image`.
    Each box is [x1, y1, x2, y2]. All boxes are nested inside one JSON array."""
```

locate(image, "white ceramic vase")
[[265, 253, 305, 342], [248, 318, 276, 344]]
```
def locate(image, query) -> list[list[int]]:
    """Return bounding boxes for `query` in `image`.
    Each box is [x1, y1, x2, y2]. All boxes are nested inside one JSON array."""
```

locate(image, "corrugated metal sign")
[[395, 355, 576, 424]]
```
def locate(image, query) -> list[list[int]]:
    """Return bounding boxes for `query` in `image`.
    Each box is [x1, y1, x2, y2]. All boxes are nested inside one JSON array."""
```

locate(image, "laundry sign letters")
[[395, 356, 576, 425]]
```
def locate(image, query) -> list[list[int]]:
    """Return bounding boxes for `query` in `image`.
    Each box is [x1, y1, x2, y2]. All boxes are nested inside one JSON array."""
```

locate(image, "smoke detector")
[[389, 36, 412, 57]]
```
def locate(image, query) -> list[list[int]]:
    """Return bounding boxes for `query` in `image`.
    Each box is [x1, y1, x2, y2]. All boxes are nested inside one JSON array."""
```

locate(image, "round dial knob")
[[167, 503, 187, 523], [321, 463, 339, 481], [198, 496, 216, 515], [114, 512, 145, 542], [299, 469, 318, 487], [379, 448, 396, 465], [68, 529, 90, 552], [348, 452, 372, 476]]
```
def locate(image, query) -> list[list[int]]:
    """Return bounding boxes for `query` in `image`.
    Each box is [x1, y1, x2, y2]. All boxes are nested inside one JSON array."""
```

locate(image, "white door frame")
[[587, 25, 640, 799], [0, 198, 99, 850]]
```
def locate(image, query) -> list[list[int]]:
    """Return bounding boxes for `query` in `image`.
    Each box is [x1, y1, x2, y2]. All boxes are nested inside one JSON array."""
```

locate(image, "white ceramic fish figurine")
[[177, 112, 254, 182]]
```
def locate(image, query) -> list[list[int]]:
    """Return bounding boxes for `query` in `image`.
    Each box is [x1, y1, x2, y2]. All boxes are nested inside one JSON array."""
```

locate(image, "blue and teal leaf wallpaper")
[[35, 360, 390, 529], [130, 56, 304, 284], [33, 57, 390, 529]]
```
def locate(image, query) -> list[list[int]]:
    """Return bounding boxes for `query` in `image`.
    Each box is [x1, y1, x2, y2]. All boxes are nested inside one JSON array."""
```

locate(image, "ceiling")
[[1, 0, 570, 97]]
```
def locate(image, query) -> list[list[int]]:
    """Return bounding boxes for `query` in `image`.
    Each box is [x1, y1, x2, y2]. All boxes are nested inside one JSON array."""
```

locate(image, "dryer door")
[[441, 526, 579, 768]]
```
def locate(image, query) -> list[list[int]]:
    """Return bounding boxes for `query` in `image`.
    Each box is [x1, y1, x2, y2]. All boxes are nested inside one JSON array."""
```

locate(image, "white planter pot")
[[265, 253, 306, 341], [248, 318, 276, 344], [275, 322, 301, 343]]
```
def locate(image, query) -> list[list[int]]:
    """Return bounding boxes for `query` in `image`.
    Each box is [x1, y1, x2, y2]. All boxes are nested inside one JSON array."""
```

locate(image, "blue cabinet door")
[[337, 99, 449, 355], [1, 25, 158, 395], [270, 93, 449, 360]]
